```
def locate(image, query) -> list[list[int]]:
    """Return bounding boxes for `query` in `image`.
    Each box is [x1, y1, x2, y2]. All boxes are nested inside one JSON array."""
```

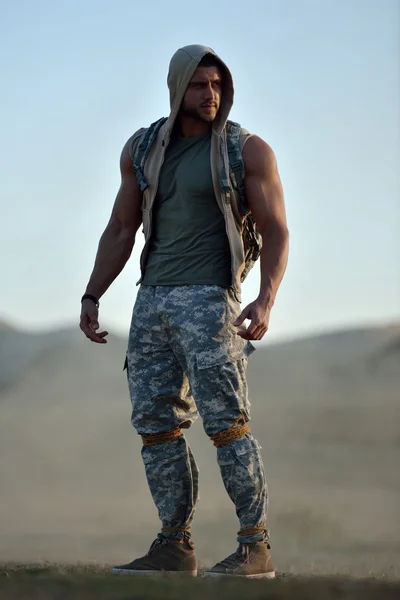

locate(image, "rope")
[[161, 526, 191, 534], [238, 525, 267, 537], [141, 427, 183, 447], [210, 422, 251, 448]]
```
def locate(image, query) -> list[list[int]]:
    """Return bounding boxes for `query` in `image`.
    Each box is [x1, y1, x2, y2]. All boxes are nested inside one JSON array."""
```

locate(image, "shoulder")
[[122, 118, 168, 164], [242, 135, 277, 176], [124, 128, 147, 162], [119, 128, 147, 174]]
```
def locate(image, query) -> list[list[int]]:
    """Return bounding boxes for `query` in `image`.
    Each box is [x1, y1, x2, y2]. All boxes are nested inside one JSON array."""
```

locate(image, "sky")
[[0, 0, 399, 343]]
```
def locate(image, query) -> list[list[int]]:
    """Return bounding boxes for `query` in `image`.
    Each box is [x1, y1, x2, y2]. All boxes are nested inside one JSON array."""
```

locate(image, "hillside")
[[0, 320, 399, 576]]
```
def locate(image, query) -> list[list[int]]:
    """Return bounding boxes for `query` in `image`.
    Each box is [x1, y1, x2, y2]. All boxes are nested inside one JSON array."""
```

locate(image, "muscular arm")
[[84, 139, 143, 300], [234, 136, 289, 340], [242, 135, 289, 309], [80, 139, 142, 343]]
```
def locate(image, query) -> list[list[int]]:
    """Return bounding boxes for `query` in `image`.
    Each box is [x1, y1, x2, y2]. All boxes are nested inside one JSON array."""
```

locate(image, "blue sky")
[[1, 0, 399, 342]]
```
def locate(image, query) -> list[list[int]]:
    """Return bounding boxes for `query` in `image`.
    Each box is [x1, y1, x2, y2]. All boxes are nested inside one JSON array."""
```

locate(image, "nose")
[[203, 82, 214, 101]]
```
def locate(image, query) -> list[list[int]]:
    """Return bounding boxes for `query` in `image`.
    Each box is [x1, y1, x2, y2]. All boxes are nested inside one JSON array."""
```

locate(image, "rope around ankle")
[[161, 526, 191, 534], [237, 525, 267, 537]]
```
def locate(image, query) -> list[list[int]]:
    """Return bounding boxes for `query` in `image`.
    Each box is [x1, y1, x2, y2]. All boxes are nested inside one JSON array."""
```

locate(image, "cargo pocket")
[[217, 434, 257, 465], [217, 436, 266, 516], [193, 342, 255, 433], [195, 341, 255, 370]]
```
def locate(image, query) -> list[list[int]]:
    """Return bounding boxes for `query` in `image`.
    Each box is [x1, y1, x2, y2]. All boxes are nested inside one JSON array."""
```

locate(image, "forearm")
[[85, 223, 136, 300], [257, 226, 289, 309]]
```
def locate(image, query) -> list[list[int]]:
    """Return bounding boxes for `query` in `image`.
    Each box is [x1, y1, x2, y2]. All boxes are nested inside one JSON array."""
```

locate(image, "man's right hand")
[[79, 300, 109, 344]]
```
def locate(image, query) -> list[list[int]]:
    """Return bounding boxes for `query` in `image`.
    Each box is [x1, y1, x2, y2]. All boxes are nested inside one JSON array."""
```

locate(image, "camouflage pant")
[[125, 285, 268, 543]]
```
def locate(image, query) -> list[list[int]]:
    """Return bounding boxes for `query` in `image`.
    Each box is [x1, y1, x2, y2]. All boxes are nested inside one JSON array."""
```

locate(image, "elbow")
[[282, 225, 290, 246], [103, 219, 137, 253], [278, 223, 289, 240], [260, 221, 289, 244], [108, 216, 138, 241]]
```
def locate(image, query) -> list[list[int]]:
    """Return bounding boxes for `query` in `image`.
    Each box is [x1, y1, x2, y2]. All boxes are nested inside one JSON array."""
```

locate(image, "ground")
[[1, 564, 400, 600]]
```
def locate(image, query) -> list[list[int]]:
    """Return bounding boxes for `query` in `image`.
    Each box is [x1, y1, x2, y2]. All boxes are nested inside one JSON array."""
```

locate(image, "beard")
[[180, 104, 217, 123]]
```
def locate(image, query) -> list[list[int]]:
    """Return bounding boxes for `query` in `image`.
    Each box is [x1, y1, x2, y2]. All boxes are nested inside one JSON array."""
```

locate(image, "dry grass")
[[1, 564, 399, 600]]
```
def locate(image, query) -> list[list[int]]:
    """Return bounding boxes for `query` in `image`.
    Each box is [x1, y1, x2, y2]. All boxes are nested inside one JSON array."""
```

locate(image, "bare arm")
[[85, 140, 143, 299], [234, 136, 289, 340], [80, 139, 143, 343]]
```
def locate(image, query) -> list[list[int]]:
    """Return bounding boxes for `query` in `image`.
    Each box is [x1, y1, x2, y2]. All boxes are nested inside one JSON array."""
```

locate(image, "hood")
[[166, 44, 234, 136]]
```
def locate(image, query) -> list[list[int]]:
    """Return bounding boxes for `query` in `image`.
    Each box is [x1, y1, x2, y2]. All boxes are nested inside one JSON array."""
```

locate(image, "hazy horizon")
[[1, 311, 399, 347]]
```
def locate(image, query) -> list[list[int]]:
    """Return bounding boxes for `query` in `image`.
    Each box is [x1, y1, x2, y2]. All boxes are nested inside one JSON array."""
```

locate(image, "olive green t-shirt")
[[142, 131, 231, 287]]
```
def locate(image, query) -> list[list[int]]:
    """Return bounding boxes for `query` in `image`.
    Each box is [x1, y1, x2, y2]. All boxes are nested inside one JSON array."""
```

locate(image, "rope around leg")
[[161, 526, 191, 534], [209, 422, 251, 448], [237, 525, 267, 537], [141, 427, 183, 447]]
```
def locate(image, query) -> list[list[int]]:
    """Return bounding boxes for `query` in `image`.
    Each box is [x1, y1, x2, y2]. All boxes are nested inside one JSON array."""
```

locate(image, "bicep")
[[110, 139, 143, 233], [243, 136, 287, 234]]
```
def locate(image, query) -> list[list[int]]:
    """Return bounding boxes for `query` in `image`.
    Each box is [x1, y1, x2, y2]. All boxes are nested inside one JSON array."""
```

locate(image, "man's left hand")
[[233, 300, 271, 341]]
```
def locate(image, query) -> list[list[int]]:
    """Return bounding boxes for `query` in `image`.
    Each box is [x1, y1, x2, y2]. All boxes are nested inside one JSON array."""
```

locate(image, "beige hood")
[[165, 44, 234, 138]]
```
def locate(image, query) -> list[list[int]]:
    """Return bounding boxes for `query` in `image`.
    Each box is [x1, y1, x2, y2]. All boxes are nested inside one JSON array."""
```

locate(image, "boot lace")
[[217, 541, 270, 569], [146, 534, 169, 556], [218, 543, 250, 569]]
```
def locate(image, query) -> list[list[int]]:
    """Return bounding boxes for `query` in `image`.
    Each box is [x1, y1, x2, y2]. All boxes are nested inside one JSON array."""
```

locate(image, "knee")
[[131, 409, 178, 437], [131, 405, 197, 437]]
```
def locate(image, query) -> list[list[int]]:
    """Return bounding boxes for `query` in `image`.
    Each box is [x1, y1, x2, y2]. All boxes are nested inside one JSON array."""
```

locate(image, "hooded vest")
[[128, 44, 251, 300]]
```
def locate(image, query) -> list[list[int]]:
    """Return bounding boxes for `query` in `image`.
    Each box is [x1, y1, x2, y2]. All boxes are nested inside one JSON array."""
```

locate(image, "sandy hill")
[[0, 321, 399, 576]]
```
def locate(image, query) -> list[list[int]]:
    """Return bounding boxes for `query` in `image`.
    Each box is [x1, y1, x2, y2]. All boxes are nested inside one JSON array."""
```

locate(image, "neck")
[[176, 116, 212, 138]]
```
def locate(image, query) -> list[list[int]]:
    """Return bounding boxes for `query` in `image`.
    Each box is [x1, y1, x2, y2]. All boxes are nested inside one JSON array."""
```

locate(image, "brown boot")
[[112, 535, 197, 576], [203, 541, 275, 579]]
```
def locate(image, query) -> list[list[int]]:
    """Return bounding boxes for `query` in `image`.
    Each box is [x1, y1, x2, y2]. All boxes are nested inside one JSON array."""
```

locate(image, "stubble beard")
[[180, 104, 217, 123]]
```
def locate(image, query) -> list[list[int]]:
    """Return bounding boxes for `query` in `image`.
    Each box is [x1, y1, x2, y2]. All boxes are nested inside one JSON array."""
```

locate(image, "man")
[[80, 44, 289, 578]]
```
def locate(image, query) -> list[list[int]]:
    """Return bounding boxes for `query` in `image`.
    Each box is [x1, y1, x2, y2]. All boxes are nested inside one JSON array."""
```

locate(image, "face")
[[180, 66, 222, 123]]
